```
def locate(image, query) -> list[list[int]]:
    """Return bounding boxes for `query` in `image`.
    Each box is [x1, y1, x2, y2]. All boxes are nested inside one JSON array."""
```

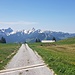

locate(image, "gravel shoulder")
[[0, 44, 54, 75]]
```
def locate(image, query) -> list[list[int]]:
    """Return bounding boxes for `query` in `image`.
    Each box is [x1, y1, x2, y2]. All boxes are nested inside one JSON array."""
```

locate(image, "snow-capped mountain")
[[0, 28, 75, 43], [0, 28, 13, 36]]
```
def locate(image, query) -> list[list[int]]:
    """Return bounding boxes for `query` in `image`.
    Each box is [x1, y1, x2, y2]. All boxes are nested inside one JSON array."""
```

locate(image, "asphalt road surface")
[[0, 44, 54, 75]]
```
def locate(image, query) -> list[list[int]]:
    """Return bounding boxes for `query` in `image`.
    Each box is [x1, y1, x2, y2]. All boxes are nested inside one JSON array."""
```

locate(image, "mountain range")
[[0, 28, 75, 43]]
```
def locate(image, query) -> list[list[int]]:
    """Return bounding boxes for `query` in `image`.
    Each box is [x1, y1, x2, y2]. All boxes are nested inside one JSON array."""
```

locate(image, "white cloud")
[[0, 21, 38, 25]]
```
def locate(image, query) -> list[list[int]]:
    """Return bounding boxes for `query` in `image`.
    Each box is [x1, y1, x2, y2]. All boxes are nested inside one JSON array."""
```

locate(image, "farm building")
[[41, 40, 55, 43]]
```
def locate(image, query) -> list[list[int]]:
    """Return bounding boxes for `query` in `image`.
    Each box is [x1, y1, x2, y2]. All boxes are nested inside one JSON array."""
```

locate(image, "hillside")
[[29, 37, 75, 75], [56, 37, 75, 44]]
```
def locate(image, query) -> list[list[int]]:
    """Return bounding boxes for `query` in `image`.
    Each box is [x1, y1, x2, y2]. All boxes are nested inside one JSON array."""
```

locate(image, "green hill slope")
[[56, 37, 75, 44], [29, 37, 75, 75]]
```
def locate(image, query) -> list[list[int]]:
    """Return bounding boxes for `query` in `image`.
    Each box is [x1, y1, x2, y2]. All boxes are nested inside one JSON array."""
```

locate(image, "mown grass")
[[29, 37, 75, 75], [0, 43, 21, 70]]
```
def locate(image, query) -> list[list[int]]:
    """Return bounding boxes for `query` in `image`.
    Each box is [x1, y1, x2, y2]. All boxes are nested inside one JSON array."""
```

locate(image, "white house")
[[41, 40, 55, 43]]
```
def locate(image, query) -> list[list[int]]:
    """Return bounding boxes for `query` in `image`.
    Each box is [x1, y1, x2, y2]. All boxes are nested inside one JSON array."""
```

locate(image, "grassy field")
[[0, 43, 21, 70], [29, 37, 75, 75]]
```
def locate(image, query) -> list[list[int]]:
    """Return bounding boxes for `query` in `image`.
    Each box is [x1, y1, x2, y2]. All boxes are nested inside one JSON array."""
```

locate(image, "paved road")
[[0, 44, 54, 75]]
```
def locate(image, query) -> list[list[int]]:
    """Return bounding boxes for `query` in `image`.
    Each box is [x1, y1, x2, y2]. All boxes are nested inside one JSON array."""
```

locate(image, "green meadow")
[[0, 43, 20, 70], [29, 37, 75, 75]]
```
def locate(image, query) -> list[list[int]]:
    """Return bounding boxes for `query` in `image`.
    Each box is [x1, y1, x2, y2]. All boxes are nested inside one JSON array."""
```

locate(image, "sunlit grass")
[[29, 37, 75, 75], [0, 43, 20, 70]]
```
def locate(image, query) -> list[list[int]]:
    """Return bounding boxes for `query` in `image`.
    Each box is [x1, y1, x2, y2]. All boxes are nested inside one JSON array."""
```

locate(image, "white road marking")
[[0, 63, 46, 74]]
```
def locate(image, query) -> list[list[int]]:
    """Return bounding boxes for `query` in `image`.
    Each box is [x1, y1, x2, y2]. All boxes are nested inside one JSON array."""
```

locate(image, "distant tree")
[[0, 37, 6, 43], [0, 40, 1, 43], [38, 39, 41, 42], [52, 37, 56, 42], [35, 39, 38, 42], [24, 41, 26, 43], [35, 39, 41, 42]]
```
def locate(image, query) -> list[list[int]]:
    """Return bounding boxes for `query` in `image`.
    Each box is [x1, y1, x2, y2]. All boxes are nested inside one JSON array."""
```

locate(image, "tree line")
[[35, 37, 56, 43], [0, 37, 6, 43]]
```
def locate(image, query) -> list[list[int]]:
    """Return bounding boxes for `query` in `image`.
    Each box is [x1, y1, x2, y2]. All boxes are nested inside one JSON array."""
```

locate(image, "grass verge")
[[29, 37, 75, 75], [0, 43, 21, 70]]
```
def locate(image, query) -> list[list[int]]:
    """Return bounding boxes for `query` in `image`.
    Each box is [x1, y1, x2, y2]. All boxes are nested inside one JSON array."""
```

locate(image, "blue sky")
[[0, 0, 75, 33]]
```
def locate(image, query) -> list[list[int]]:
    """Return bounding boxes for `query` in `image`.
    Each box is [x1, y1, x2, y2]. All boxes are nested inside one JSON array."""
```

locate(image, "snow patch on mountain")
[[0, 27, 75, 43]]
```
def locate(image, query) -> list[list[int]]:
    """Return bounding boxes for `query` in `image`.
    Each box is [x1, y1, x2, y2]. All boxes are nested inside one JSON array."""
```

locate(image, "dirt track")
[[0, 44, 54, 75]]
